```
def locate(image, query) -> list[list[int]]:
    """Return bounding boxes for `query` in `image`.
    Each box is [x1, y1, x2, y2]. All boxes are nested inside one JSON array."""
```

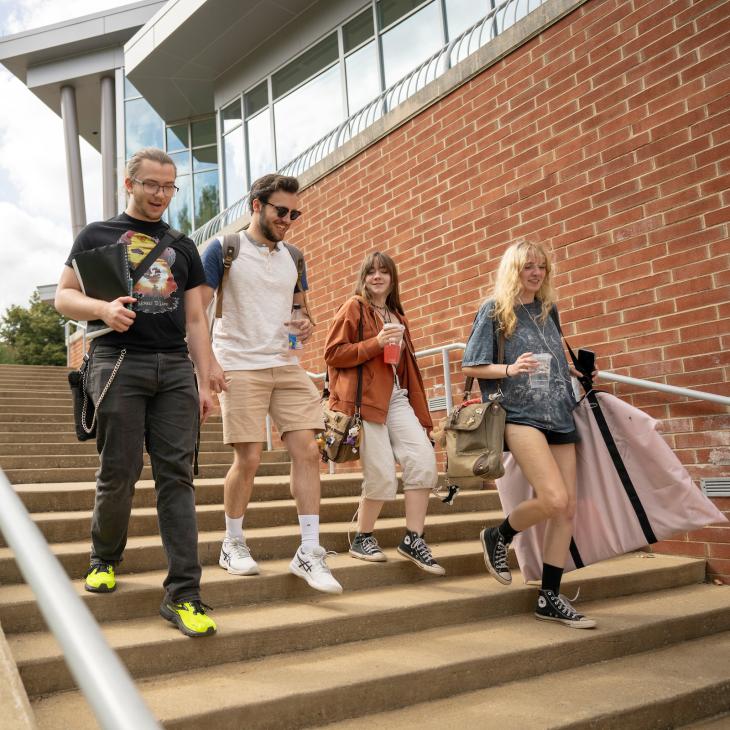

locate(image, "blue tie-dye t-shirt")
[[462, 298, 577, 432]]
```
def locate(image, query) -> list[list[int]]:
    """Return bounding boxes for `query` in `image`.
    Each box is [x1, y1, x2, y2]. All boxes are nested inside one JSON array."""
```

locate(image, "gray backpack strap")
[[283, 242, 315, 326], [215, 233, 241, 319]]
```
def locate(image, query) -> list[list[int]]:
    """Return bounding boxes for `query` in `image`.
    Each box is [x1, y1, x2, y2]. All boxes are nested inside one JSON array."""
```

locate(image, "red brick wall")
[[295, 0, 730, 581]]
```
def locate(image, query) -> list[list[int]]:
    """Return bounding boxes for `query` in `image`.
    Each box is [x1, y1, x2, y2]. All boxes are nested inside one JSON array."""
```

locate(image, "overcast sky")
[[0, 0, 130, 316]]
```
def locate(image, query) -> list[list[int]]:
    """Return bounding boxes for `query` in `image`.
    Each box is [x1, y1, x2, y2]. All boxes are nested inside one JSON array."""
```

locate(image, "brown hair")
[[248, 174, 300, 213], [125, 147, 176, 179], [355, 251, 404, 315]]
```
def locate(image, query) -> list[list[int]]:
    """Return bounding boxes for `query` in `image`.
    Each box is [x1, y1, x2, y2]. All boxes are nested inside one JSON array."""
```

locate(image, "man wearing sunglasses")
[[201, 174, 341, 594]]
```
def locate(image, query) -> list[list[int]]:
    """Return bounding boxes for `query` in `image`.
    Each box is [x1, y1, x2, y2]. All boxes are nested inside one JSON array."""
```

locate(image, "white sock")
[[225, 514, 244, 541], [298, 515, 320, 551]]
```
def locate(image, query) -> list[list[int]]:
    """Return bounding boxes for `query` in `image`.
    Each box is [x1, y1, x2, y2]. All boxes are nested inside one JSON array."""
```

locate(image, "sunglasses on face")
[[262, 200, 302, 221]]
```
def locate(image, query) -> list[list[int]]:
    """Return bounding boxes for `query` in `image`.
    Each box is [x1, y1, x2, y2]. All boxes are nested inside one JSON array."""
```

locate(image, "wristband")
[[505, 364, 510, 377]]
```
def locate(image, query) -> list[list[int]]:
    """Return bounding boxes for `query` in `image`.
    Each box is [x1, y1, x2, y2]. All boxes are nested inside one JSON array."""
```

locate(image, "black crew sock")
[[541, 563, 564, 595], [498, 516, 519, 544]]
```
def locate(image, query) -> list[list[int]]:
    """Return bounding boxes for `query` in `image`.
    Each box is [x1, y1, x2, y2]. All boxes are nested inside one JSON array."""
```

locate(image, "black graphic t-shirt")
[[65, 213, 205, 352]]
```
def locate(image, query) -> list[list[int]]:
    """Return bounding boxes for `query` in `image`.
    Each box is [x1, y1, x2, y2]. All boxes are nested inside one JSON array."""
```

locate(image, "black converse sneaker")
[[349, 532, 387, 562], [535, 589, 597, 629], [480, 526, 512, 585], [397, 531, 446, 576]]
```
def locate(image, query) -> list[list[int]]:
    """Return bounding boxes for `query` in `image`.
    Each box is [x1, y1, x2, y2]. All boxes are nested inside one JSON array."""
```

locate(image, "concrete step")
[[12, 473, 461, 512], [0, 422, 224, 435], [28, 577, 729, 729], [0, 412, 223, 423], [2, 490, 494, 546], [682, 713, 730, 729], [0, 511, 499, 584], [0, 447, 289, 469], [0, 540, 496, 634], [3, 459, 287, 484], [323, 629, 730, 730], [0, 387, 71, 405], [0, 403, 73, 413], [8, 555, 707, 700], [0, 439, 234, 456]]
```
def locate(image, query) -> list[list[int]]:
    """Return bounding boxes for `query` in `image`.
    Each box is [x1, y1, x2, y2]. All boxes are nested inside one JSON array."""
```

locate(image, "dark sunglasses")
[[262, 201, 302, 221]]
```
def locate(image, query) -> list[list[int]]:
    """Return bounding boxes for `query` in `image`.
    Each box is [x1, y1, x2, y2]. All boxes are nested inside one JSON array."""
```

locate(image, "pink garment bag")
[[496, 390, 727, 583]]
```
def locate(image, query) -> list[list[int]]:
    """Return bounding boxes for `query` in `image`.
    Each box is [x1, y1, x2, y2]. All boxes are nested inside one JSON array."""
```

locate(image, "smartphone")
[[577, 348, 595, 376]]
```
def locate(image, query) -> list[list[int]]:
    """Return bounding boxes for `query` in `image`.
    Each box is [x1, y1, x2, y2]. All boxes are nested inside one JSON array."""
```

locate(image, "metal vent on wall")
[[701, 478, 730, 498], [428, 396, 448, 412]]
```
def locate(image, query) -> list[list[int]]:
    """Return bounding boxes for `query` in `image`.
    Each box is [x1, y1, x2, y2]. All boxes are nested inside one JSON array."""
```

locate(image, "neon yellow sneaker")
[[160, 599, 217, 637], [84, 561, 116, 593]]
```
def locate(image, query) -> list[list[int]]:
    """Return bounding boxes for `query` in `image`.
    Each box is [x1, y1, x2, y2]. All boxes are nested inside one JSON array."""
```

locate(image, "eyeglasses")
[[132, 178, 179, 196], [262, 201, 302, 221]]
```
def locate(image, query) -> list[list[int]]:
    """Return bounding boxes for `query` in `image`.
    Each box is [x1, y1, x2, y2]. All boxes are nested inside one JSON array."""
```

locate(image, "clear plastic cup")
[[383, 323, 404, 365], [528, 352, 552, 389]]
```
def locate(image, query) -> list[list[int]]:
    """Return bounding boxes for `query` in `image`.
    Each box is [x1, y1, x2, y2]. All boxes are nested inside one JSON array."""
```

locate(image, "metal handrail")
[[0, 470, 160, 729], [191, 0, 544, 246], [596, 371, 730, 407], [63, 319, 87, 367]]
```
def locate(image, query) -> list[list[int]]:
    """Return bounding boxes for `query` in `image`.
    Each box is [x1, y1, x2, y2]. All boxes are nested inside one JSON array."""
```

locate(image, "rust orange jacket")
[[323, 295, 432, 429]]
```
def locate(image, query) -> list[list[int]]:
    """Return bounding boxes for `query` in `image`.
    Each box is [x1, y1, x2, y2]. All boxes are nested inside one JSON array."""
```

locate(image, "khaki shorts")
[[219, 365, 324, 445]]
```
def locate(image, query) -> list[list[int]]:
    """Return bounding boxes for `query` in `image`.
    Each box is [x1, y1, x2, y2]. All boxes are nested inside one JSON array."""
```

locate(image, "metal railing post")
[[0, 471, 160, 730], [442, 348, 454, 413]]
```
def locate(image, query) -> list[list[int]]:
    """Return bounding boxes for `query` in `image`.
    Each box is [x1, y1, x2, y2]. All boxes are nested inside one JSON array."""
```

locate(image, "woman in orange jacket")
[[324, 251, 444, 575]]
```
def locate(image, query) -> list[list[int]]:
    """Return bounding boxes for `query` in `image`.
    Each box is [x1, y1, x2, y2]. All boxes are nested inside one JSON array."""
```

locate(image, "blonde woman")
[[324, 251, 444, 575], [462, 241, 596, 629]]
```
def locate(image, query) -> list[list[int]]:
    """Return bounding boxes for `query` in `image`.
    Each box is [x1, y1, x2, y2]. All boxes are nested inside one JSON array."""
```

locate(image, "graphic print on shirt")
[[120, 230, 178, 314]]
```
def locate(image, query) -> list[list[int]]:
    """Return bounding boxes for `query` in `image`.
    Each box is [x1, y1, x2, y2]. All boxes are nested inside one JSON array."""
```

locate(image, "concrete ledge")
[[0, 620, 36, 730]]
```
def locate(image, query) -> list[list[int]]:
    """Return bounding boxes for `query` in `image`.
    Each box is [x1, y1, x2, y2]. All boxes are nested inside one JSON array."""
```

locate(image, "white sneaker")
[[289, 545, 343, 594], [219, 537, 259, 575]]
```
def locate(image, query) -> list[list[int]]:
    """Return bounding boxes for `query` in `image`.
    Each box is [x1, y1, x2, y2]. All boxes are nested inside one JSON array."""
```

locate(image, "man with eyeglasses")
[[200, 173, 342, 594], [55, 146, 218, 637]]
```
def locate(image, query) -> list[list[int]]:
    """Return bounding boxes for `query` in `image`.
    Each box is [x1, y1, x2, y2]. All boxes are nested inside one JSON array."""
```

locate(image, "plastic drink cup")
[[383, 323, 404, 364], [528, 353, 552, 389]]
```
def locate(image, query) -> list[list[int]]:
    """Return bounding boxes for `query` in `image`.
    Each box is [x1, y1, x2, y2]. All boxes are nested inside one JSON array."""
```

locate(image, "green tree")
[[0, 292, 67, 365]]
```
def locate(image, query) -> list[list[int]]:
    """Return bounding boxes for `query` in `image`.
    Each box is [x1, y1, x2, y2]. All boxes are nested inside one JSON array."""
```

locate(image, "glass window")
[[124, 97, 163, 157], [377, 0, 427, 29], [194, 170, 220, 227], [381, 1, 442, 88], [274, 63, 344, 167], [343, 9, 374, 52], [124, 77, 141, 99], [168, 175, 192, 235], [245, 82, 269, 117], [192, 118, 216, 148], [345, 41, 380, 114], [223, 127, 246, 207], [221, 99, 242, 133], [272, 33, 338, 99], [445, 0, 489, 38], [192, 146, 217, 172], [247, 109, 275, 182], [168, 150, 190, 176], [166, 123, 188, 152]]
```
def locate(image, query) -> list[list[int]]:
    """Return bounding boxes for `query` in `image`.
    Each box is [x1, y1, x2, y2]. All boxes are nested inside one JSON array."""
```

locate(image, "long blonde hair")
[[492, 240, 557, 338]]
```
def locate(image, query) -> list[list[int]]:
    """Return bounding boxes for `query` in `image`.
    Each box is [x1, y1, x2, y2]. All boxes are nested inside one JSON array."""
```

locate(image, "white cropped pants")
[[360, 386, 438, 500]]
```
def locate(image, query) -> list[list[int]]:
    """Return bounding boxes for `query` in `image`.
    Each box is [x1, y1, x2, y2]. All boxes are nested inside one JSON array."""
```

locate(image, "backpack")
[[214, 231, 314, 324]]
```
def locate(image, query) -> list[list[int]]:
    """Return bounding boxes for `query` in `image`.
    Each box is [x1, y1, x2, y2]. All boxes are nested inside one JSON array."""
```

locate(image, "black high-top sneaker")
[[535, 589, 597, 629], [397, 531, 445, 576], [480, 526, 512, 585]]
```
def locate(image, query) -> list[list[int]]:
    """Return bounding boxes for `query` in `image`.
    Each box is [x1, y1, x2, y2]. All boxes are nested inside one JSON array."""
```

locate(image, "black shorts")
[[504, 423, 579, 451]]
